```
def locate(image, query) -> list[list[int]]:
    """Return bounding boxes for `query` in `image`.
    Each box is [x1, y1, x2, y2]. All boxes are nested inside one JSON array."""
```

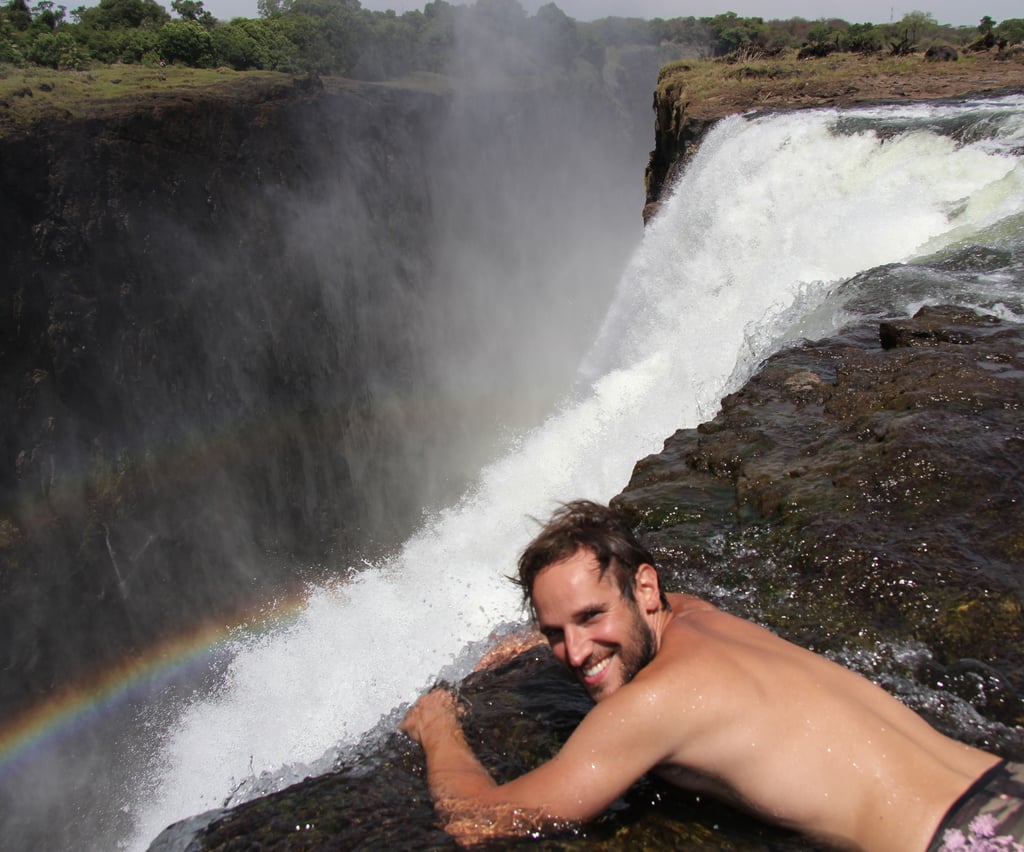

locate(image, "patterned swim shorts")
[[928, 760, 1024, 851]]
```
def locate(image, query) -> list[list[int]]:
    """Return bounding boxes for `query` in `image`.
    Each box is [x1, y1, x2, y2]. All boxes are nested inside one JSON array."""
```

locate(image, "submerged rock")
[[162, 647, 812, 851]]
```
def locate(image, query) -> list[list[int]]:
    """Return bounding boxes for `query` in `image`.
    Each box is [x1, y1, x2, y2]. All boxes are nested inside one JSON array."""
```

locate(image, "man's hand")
[[473, 628, 546, 672], [400, 688, 462, 748], [401, 687, 544, 844], [401, 686, 506, 837]]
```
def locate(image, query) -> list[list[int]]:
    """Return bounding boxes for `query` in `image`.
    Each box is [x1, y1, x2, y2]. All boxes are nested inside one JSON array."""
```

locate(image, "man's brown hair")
[[515, 500, 669, 612]]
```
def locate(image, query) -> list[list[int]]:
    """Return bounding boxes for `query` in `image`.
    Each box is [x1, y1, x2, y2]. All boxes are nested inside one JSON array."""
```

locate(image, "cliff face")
[[0, 65, 656, 721], [0, 77, 455, 716]]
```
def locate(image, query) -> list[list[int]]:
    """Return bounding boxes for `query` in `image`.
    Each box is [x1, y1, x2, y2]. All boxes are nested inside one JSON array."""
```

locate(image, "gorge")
[[2, 49, 1024, 851], [0, 48, 668, 849]]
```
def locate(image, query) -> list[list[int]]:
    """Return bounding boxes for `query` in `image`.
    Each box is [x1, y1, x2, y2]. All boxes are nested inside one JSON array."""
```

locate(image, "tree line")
[[1, 0, 1022, 78]]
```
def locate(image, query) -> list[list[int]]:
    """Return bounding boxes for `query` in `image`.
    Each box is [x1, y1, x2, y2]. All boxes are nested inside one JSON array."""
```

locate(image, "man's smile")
[[581, 653, 612, 684]]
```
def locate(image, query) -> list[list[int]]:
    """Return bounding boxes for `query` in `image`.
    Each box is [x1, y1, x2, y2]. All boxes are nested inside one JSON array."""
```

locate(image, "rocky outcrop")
[[925, 44, 960, 62], [614, 305, 1024, 734], [159, 640, 815, 851], [643, 87, 715, 223]]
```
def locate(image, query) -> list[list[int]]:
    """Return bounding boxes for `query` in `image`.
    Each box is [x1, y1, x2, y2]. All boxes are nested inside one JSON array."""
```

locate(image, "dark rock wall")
[[643, 94, 714, 222], [0, 79, 455, 716], [0, 54, 660, 720]]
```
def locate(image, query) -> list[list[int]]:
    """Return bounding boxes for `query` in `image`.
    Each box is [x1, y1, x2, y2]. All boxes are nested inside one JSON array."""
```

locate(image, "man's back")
[[638, 597, 1000, 851]]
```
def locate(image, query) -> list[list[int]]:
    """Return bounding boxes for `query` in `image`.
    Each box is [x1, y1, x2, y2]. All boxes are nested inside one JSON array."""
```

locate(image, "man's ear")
[[633, 564, 662, 613]]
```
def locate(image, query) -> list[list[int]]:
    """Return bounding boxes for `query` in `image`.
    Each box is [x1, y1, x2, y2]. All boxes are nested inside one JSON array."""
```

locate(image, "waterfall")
[[2, 91, 1022, 852], [125, 94, 1024, 849]]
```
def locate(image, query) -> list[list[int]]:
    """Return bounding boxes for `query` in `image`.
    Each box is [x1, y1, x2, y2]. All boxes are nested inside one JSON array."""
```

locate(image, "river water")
[[8, 94, 1024, 851]]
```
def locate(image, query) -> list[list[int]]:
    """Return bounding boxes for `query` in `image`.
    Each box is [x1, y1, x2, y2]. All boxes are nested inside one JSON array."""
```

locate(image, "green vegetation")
[[0, 0, 1021, 79], [0, 61, 289, 133], [652, 47, 1024, 126]]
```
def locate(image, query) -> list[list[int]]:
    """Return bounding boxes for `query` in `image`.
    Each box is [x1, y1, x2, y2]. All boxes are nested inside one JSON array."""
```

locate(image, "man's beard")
[[619, 601, 657, 685], [583, 600, 657, 700]]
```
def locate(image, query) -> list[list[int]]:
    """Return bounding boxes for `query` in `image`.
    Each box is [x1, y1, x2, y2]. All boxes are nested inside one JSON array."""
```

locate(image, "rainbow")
[[0, 594, 306, 780], [0, 400, 338, 782]]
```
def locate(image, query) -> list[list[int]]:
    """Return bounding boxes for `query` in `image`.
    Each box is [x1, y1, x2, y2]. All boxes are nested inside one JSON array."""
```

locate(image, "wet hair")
[[515, 500, 669, 612]]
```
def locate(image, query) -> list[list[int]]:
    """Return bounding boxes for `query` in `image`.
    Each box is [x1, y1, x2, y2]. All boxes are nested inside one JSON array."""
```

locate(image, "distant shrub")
[[839, 22, 882, 54], [157, 19, 212, 66], [995, 18, 1024, 47], [109, 26, 159, 63], [74, 0, 170, 31], [0, 35, 25, 63], [210, 19, 262, 69], [210, 17, 303, 70], [0, 18, 26, 63], [26, 29, 85, 68]]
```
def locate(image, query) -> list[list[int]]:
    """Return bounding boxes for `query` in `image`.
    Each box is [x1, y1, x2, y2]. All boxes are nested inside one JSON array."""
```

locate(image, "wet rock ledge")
[[158, 305, 1024, 851], [613, 303, 1024, 737]]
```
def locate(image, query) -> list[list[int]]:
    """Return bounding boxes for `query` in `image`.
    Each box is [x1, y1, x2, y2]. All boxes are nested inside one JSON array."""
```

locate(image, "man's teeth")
[[584, 656, 611, 678]]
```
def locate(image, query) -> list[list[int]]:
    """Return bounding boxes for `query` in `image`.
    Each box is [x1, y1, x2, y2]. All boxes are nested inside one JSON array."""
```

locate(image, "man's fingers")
[[401, 688, 460, 743]]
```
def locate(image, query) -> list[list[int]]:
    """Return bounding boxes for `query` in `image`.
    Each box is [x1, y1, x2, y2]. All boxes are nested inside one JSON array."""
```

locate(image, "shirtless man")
[[401, 501, 1023, 851]]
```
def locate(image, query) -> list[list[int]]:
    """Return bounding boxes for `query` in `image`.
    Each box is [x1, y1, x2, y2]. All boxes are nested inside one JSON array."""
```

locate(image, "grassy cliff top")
[[3, 51, 1024, 140], [656, 50, 1024, 121], [0, 63, 456, 138], [0, 64, 302, 135]]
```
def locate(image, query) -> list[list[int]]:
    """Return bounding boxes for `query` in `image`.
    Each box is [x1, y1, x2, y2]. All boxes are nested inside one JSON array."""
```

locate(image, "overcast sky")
[[194, 0, 1014, 31]]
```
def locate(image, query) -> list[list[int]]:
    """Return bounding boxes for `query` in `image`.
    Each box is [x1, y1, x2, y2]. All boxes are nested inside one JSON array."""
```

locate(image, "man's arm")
[[401, 680, 677, 842], [400, 689, 497, 802]]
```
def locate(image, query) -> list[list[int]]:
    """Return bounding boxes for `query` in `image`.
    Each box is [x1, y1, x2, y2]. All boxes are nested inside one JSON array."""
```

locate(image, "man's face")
[[532, 547, 656, 702]]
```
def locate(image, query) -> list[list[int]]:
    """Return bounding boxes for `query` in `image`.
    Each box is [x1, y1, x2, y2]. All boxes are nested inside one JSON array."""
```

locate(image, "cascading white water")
[[130, 95, 1024, 849]]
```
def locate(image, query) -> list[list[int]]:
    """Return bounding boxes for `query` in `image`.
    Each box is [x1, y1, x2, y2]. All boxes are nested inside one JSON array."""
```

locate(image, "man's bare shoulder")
[[578, 616, 744, 776], [666, 592, 719, 617], [622, 602, 740, 710], [639, 602, 767, 718], [665, 596, 780, 649]]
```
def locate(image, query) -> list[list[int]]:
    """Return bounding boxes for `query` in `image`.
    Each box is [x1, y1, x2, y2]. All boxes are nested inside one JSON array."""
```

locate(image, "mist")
[[0, 6, 691, 850]]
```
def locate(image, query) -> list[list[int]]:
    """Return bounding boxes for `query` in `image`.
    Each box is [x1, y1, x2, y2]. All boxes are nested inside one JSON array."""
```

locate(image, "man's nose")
[[565, 626, 589, 668]]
